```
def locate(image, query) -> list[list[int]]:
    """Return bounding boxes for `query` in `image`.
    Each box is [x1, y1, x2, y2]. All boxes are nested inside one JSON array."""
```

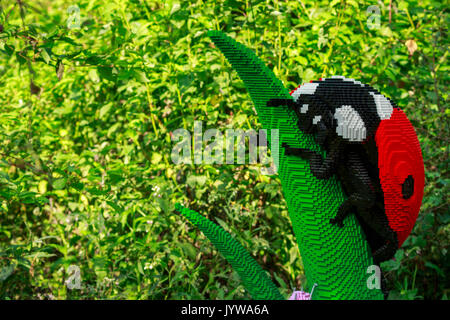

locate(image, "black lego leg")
[[282, 140, 341, 180], [333, 149, 398, 264], [282, 142, 315, 158]]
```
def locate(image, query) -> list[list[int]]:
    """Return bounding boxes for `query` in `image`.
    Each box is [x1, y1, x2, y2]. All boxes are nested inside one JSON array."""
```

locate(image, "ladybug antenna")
[[267, 98, 297, 109]]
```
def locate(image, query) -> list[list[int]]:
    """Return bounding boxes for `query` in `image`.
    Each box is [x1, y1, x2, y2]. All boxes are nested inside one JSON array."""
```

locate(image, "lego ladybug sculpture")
[[268, 76, 425, 264]]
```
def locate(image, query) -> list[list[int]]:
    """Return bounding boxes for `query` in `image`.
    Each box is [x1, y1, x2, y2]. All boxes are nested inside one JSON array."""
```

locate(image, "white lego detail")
[[328, 75, 364, 86], [334, 105, 367, 142], [312, 115, 322, 125], [369, 91, 394, 120], [292, 83, 320, 101], [300, 104, 309, 114]]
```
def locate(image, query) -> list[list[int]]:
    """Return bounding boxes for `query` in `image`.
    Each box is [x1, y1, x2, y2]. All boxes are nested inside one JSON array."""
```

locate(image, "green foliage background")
[[0, 0, 448, 299]]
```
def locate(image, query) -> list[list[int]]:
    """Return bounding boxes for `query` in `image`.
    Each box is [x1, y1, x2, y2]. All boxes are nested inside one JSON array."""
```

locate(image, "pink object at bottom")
[[289, 291, 311, 300]]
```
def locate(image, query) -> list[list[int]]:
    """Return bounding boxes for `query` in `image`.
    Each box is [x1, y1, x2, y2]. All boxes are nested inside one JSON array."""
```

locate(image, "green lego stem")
[[175, 203, 284, 300], [206, 30, 383, 300]]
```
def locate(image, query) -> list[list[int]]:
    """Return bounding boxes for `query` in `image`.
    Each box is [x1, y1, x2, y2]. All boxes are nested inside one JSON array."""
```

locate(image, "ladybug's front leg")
[[282, 141, 341, 180], [266, 98, 297, 109], [282, 142, 315, 158]]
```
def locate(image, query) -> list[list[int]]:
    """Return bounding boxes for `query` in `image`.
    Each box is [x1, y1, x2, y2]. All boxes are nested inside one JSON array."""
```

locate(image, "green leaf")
[[53, 178, 67, 190], [89, 69, 100, 82], [99, 103, 113, 119], [56, 60, 64, 80], [97, 66, 117, 82], [425, 262, 445, 277], [15, 52, 27, 64], [25, 252, 57, 259], [41, 48, 51, 64], [170, 3, 181, 15], [134, 69, 149, 83]]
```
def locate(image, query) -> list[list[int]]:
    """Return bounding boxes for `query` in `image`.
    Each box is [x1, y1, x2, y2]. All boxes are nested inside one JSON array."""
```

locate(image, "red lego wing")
[[375, 108, 425, 247]]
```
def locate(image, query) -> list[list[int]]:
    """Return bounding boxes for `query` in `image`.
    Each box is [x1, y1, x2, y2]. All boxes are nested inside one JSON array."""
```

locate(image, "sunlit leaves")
[[0, 0, 447, 300]]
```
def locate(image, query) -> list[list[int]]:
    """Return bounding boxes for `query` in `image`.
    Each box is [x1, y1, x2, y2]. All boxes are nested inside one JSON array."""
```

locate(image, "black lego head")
[[290, 76, 395, 146]]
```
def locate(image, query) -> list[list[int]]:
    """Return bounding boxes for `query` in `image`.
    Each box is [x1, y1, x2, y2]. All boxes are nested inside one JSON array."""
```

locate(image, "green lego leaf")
[[175, 203, 284, 300], [206, 30, 383, 300]]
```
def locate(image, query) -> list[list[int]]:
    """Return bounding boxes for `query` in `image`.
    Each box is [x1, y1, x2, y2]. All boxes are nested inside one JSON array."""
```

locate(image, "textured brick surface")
[[375, 108, 424, 246], [175, 204, 284, 300], [177, 31, 385, 300], [206, 31, 383, 300]]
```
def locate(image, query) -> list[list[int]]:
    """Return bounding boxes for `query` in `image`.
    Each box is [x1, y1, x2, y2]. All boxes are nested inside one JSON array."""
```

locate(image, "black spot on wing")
[[402, 175, 414, 199]]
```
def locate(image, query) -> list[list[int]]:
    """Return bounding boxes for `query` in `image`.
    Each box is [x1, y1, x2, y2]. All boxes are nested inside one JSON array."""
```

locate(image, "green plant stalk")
[[208, 31, 383, 299], [176, 31, 383, 300], [175, 204, 284, 300]]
